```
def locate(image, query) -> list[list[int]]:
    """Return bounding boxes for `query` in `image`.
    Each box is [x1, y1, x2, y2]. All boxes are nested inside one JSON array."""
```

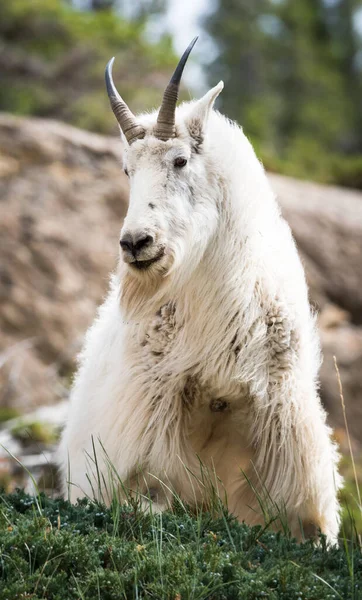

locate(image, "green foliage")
[[0, 0, 175, 134], [0, 490, 361, 599], [10, 419, 59, 445], [204, 0, 362, 188], [0, 408, 20, 424]]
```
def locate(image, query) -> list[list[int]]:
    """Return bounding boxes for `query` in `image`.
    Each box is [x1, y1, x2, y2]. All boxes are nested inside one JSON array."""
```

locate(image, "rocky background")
[[0, 113, 361, 498]]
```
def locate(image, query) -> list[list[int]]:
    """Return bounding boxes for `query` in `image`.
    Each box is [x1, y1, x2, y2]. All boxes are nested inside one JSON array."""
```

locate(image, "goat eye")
[[174, 157, 187, 168], [124, 168, 129, 177]]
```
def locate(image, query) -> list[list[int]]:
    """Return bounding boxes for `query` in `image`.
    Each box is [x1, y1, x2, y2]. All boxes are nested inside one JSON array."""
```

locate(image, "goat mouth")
[[130, 249, 165, 271]]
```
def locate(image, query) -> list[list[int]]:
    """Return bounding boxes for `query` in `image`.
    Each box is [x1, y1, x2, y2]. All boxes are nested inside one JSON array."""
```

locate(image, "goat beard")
[[117, 242, 199, 320], [118, 259, 171, 321]]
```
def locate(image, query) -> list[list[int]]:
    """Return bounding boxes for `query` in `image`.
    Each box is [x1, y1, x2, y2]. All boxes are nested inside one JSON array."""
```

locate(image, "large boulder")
[[0, 114, 361, 443], [271, 174, 362, 321], [0, 114, 127, 410]]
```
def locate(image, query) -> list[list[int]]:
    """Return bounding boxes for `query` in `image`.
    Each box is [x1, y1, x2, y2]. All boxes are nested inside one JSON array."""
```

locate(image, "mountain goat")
[[58, 38, 341, 542]]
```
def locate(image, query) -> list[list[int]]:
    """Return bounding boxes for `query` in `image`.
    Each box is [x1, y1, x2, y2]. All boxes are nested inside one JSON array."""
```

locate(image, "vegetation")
[[10, 419, 59, 446], [0, 488, 361, 599], [0, 0, 174, 134], [204, 0, 362, 188], [340, 452, 362, 541], [0, 409, 20, 424]]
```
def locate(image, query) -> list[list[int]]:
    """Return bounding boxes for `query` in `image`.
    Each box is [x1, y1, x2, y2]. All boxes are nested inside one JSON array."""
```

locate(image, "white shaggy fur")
[[58, 83, 342, 542]]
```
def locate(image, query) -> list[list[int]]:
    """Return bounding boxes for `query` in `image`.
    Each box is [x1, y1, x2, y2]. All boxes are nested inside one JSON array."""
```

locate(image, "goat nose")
[[120, 232, 154, 255]]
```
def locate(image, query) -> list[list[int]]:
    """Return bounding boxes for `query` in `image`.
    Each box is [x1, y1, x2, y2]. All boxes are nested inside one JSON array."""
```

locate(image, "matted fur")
[[58, 85, 342, 542]]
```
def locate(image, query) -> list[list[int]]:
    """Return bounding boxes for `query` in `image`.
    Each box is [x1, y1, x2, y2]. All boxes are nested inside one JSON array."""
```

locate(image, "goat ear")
[[185, 81, 224, 148]]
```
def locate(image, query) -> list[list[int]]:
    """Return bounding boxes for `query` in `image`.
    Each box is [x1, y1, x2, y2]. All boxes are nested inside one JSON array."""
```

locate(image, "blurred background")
[[0, 0, 361, 534]]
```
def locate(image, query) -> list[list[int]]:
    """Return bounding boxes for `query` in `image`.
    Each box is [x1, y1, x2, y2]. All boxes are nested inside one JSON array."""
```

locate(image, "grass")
[[340, 452, 362, 540], [0, 440, 361, 600], [334, 357, 362, 546], [0, 488, 361, 600]]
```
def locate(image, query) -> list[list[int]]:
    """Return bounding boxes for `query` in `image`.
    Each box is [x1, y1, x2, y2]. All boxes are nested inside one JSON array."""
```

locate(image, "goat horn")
[[155, 37, 198, 142], [105, 57, 145, 144]]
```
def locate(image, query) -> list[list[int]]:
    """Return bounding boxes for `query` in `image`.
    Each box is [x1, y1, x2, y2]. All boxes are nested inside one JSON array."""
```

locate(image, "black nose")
[[120, 232, 154, 256]]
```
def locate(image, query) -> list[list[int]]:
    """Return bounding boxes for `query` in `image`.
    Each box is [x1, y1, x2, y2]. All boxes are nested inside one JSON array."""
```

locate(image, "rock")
[[318, 303, 350, 330], [0, 114, 128, 411], [271, 173, 362, 322], [0, 401, 68, 494], [319, 323, 362, 443], [0, 114, 362, 445]]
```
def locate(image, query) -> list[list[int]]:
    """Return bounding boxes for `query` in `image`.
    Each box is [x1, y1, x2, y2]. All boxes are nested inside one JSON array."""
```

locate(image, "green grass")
[[339, 452, 362, 542], [0, 488, 361, 599]]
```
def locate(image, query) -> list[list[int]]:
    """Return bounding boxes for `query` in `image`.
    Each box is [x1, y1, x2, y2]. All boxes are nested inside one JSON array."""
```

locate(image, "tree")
[[204, 0, 362, 185], [0, 0, 175, 134]]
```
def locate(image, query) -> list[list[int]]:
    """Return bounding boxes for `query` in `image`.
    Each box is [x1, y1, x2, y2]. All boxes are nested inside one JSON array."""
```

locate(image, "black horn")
[[154, 37, 198, 141], [105, 57, 145, 144]]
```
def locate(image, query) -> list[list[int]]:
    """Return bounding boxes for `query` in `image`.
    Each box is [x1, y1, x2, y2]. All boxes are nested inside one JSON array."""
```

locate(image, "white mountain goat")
[[58, 38, 341, 542]]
